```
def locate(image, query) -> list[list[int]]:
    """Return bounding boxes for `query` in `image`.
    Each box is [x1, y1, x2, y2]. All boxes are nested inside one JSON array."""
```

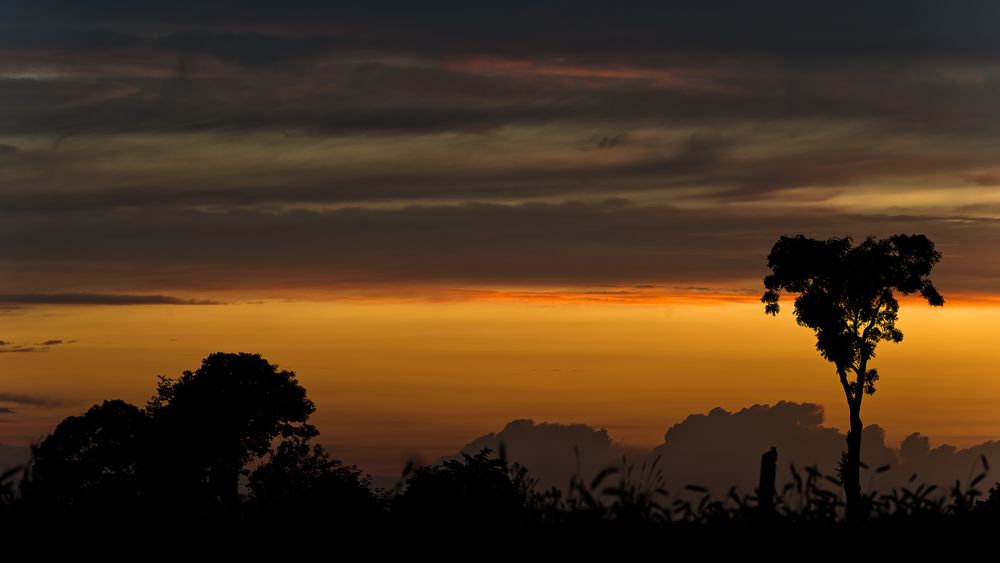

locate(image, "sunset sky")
[[2, 2, 1000, 476]]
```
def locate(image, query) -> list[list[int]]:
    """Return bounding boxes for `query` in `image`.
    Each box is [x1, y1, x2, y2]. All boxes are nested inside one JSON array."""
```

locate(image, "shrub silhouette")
[[248, 436, 382, 526], [8, 350, 1000, 556], [392, 448, 533, 530]]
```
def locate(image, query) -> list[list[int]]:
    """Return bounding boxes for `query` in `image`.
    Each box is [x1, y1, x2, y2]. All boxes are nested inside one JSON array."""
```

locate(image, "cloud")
[[0, 408, 14, 414], [447, 402, 1000, 498], [0, 294, 219, 306], [0, 443, 30, 471], [0, 340, 75, 353], [443, 403, 881, 496], [595, 134, 627, 149], [0, 392, 65, 408], [158, 30, 339, 67], [2, 200, 996, 296], [453, 419, 641, 491], [2, 2, 1000, 300], [6, 2, 1000, 62], [651, 402, 895, 494], [0, 346, 42, 353], [890, 433, 1000, 488]]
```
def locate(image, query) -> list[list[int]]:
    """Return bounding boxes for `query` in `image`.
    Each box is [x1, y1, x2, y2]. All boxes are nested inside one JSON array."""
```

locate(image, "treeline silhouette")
[[3, 353, 1000, 553]]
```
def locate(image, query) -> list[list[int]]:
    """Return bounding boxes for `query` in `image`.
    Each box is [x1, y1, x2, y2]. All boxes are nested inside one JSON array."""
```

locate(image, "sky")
[[2, 1, 1000, 476]]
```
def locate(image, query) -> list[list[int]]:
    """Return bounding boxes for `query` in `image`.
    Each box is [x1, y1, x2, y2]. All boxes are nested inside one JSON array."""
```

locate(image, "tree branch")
[[851, 359, 868, 411], [838, 369, 854, 405]]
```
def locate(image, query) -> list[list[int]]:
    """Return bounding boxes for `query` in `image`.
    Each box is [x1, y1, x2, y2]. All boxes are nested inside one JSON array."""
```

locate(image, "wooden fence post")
[[758, 446, 777, 512]]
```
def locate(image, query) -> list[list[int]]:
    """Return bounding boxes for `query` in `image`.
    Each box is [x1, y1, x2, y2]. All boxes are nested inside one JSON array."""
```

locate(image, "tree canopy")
[[147, 352, 317, 507], [762, 234, 943, 397], [24, 400, 149, 514]]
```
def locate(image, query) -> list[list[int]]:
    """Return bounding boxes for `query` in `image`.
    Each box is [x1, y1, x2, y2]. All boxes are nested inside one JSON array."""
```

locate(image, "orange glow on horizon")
[[2, 294, 998, 475], [88, 286, 1000, 308]]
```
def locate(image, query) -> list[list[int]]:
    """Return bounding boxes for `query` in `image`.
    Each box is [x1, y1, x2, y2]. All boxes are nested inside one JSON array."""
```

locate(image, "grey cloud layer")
[[7, 2, 1000, 59], [2, 201, 997, 294], [1, 3, 999, 294]]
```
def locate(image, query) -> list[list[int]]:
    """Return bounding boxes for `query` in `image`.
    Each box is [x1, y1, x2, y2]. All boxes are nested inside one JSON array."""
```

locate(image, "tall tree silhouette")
[[147, 352, 316, 510], [761, 234, 943, 522]]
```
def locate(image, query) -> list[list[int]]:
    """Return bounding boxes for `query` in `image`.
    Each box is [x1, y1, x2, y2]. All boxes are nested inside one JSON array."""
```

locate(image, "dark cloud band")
[[0, 294, 219, 305], [2, 200, 996, 295]]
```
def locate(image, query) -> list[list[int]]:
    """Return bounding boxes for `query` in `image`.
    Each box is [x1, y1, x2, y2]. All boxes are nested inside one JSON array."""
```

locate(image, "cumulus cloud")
[[454, 419, 642, 491], [448, 403, 1000, 498], [890, 433, 1000, 488], [0, 443, 30, 471], [651, 402, 895, 494]]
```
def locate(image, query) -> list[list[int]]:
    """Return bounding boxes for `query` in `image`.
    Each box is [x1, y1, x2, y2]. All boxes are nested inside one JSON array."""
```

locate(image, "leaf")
[[590, 466, 619, 490], [970, 473, 986, 488]]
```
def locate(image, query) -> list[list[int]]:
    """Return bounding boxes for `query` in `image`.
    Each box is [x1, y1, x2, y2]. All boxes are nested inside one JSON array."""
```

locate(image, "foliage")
[[8, 350, 1000, 557], [762, 234, 943, 396], [392, 448, 537, 529], [146, 352, 316, 508], [761, 234, 944, 520], [247, 436, 382, 525], [21, 400, 149, 515]]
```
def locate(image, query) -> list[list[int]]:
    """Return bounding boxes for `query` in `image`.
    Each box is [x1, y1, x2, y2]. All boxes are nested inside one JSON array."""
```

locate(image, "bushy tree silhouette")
[[22, 400, 148, 516], [392, 448, 532, 529], [147, 352, 316, 511], [762, 234, 944, 521], [248, 436, 382, 525]]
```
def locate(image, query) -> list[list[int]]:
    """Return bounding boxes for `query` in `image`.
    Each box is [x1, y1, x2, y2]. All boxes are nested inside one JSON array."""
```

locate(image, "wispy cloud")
[[0, 346, 42, 354], [0, 393, 65, 408], [0, 294, 220, 306], [0, 339, 76, 353], [3, 201, 996, 297]]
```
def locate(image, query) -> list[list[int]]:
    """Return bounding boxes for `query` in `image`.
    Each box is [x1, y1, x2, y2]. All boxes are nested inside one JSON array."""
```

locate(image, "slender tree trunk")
[[843, 408, 863, 522]]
